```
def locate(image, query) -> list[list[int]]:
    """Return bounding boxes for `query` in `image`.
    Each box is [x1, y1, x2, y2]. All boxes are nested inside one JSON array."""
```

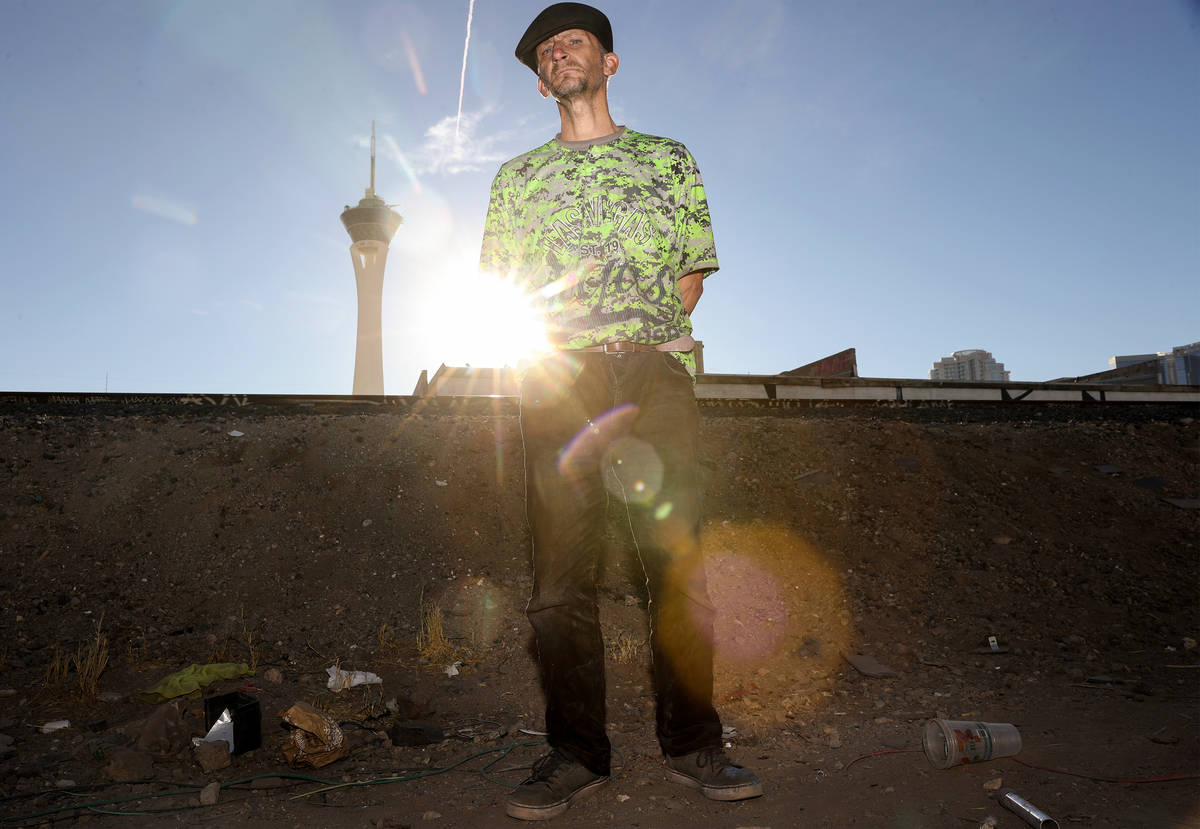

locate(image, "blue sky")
[[1, 0, 1196, 393]]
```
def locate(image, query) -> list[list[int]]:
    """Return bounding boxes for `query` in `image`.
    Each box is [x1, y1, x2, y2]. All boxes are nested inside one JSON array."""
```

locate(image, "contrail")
[[455, 0, 476, 142]]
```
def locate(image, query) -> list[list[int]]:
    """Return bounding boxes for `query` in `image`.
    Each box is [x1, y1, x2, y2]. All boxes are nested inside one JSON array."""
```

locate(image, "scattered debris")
[[281, 701, 346, 768], [40, 720, 70, 733], [444, 661, 464, 677], [795, 469, 834, 485], [389, 721, 445, 746], [923, 720, 1022, 769], [138, 662, 254, 702], [228, 430, 245, 438], [194, 740, 231, 773], [999, 788, 1061, 828], [202, 691, 261, 754], [138, 700, 193, 756], [199, 781, 221, 805], [326, 665, 383, 691], [841, 652, 898, 678]]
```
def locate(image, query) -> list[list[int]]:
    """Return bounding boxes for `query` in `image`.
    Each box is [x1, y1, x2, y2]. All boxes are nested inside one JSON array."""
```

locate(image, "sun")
[[435, 265, 553, 369]]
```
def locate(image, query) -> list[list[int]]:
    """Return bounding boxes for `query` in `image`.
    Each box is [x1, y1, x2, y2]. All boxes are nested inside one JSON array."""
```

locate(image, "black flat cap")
[[515, 3, 613, 73]]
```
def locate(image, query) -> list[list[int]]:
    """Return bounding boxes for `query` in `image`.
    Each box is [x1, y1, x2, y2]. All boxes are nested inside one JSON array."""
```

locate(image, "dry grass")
[[376, 623, 408, 663], [607, 630, 645, 664], [37, 615, 109, 705], [207, 608, 260, 670], [417, 596, 470, 669]]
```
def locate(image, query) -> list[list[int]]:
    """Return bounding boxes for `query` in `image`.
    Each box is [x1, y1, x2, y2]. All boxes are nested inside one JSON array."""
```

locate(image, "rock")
[[982, 776, 1004, 791], [105, 747, 154, 782], [262, 667, 284, 683], [422, 810, 442, 820], [194, 740, 231, 773], [136, 700, 190, 757], [199, 781, 221, 805]]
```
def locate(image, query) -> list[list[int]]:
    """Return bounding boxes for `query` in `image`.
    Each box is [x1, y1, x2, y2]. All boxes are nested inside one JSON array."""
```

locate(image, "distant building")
[[930, 349, 1010, 383], [1109, 341, 1200, 386]]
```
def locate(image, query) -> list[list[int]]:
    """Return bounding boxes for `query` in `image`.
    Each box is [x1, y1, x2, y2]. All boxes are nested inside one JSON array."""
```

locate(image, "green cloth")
[[138, 662, 253, 702]]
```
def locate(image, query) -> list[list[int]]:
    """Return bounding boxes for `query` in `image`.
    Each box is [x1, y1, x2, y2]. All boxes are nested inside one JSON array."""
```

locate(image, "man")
[[480, 3, 762, 820]]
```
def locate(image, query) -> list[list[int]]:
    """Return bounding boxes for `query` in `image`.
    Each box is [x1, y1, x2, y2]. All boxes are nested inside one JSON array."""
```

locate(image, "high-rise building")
[[340, 123, 402, 395], [1110, 341, 1200, 386], [929, 349, 1010, 383]]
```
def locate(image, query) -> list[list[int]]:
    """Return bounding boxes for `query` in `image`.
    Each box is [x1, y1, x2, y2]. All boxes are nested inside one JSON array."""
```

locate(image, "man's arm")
[[679, 271, 705, 314]]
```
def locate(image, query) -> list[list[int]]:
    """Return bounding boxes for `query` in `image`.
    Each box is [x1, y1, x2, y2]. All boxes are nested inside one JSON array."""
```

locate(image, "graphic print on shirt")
[[480, 128, 718, 358]]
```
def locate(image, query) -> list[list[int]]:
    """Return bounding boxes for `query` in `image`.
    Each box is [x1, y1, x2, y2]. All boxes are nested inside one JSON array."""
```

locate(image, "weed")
[[417, 596, 470, 669], [377, 623, 408, 663], [36, 615, 109, 705], [607, 630, 645, 664]]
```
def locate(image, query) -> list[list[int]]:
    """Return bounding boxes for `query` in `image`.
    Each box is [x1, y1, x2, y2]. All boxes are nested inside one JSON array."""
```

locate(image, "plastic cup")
[[922, 719, 1022, 769]]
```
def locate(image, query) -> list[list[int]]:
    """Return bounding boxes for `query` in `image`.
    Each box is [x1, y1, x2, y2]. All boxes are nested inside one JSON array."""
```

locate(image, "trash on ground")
[[795, 469, 834, 485], [389, 721, 445, 746], [40, 720, 70, 733], [922, 719, 1021, 769], [1162, 497, 1200, 510], [192, 708, 234, 752], [281, 701, 346, 768], [138, 663, 253, 702], [326, 665, 383, 691], [841, 652, 898, 678], [444, 661, 464, 677], [976, 635, 1010, 654], [228, 430, 244, 437], [202, 691, 261, 755], [998, 787, 1061, 828]]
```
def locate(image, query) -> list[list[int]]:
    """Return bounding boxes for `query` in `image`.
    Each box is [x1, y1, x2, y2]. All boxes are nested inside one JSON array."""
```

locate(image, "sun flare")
[[436, 266, 553, 369]]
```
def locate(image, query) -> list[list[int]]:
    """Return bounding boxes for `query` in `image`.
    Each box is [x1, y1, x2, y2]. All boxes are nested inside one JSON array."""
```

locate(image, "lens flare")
[[602, 436, 663, 505], [700, 523, 850, 675], [557, 403, 638, 479]]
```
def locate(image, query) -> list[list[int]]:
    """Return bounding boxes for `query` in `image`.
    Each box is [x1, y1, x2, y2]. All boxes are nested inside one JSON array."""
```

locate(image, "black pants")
[[519, 351, 722, 776]]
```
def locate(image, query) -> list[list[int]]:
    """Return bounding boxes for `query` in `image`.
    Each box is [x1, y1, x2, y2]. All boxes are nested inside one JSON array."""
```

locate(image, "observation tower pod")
[[340, 123, 402, 395]]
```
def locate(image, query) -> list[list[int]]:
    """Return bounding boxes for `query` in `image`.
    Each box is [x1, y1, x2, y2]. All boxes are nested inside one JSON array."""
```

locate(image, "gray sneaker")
[[505, 748, 610, 820], [664, 746, 763, 801]]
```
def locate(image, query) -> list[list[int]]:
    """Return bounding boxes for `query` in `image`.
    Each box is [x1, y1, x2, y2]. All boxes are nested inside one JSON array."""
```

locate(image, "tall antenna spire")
[[368, 120, 376, 198], [341, 122, 403, 396]]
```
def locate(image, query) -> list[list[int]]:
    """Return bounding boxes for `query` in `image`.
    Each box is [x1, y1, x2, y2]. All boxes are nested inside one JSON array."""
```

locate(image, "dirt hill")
[[1, 398, 1197, 827]]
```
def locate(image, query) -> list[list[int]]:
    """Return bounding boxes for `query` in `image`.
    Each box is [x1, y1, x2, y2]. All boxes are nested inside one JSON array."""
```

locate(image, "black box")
[[203, 691, 262, 755]]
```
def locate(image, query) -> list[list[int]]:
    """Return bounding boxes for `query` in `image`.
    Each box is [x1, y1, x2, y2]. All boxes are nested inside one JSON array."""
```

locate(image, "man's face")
[[535, 28, 614, 101]]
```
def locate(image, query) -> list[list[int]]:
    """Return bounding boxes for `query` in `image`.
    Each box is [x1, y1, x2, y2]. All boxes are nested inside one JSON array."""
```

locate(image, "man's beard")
[[540, 66, 592, 101]]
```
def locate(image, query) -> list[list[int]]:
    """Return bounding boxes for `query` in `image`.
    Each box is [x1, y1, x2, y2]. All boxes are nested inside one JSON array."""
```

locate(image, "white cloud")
[[407, 108, 514, 176]]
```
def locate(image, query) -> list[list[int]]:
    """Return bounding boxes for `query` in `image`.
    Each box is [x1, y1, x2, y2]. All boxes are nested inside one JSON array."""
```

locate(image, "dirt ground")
[[1, 397, 1197, 828]]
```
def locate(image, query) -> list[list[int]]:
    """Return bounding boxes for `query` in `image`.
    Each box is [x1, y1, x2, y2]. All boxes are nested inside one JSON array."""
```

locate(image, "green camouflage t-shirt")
[[480, 127, 717, 372]]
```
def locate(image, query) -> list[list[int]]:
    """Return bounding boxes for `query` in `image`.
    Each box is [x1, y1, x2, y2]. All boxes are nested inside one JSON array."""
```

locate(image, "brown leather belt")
[[573, 341, 660, 354]]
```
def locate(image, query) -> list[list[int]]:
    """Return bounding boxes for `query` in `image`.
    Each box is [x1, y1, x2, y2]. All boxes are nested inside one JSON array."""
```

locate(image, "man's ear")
[[537, 75, 551, 98], [603, 52, 619, 78]]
